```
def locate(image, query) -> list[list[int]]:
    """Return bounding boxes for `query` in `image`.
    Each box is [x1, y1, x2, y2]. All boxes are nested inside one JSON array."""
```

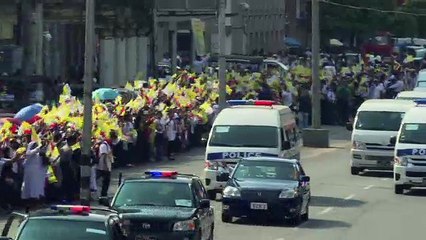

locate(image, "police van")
[[203, 100, 301, 200], [393, 99, 426, 194], [347, 99, 415, 175]]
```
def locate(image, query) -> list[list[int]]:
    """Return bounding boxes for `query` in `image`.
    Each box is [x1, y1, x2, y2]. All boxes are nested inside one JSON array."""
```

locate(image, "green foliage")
[[320, 0, 423, 38]]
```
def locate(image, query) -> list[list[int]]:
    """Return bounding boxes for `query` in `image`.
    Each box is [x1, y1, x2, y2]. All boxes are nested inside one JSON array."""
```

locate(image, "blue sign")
[[206, 152, 278, 161], [397, 149, 426, 156]]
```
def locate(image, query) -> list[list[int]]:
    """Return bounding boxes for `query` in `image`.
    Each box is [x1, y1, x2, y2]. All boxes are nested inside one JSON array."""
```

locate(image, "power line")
[[320, 0, 426, 16]]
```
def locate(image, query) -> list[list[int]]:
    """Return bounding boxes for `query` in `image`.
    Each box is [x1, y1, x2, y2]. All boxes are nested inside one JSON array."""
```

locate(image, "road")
[[3, 126, 426, 240]]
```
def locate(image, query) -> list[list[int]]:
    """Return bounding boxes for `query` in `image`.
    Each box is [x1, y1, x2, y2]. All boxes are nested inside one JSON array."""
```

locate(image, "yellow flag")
[[62, 84, 71, 96], [226, 85, 233, 95], [31, 128, 41, 144], [125, 82, 134, 91], [71, 143, 81, 151]]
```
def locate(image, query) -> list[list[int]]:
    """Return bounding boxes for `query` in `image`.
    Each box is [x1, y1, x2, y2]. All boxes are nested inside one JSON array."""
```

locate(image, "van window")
[[355, 111, 404, 131], [399, 123, 426, 144], [209, 125, 278, 148]]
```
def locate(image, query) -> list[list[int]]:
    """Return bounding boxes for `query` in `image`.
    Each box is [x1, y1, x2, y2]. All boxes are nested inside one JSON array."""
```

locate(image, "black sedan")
[[221, 157, 310, 225]]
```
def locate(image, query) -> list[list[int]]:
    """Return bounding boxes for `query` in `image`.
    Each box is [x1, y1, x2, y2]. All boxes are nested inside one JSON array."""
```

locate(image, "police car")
[[393, 99, 426, 194], [204, 100, 300, 200], [0, 205, 125, 240], [100, 171, 214, 240]]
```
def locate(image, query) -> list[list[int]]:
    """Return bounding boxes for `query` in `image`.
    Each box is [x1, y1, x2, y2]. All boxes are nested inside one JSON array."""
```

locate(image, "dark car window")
[[17, 219, 108, 240], [192, 180, 208, 202], [233, 160, 299, 181], [113, 182, 194, 208], [209, 125, 278, 148]]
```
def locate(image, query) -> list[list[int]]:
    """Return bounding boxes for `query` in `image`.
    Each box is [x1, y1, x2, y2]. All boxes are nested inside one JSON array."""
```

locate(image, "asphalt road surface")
[[2, 126, 426, 240]]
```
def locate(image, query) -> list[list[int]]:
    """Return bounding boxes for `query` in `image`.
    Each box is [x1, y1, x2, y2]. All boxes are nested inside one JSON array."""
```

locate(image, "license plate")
[[250, 202, 268, 210]]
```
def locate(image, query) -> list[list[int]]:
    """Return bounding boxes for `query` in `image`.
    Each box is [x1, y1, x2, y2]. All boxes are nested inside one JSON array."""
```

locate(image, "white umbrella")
[[330, 39, 344, 46]]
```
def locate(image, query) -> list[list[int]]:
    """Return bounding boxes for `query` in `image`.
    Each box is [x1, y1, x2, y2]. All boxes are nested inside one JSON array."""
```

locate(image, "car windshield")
[[233, 160, 299, 181], [209, 125, 278, 148], [113, 182, 194, 208], [355, 111, 404, 131], [399, 123, 426, 144], [17, 219, 107, 240]]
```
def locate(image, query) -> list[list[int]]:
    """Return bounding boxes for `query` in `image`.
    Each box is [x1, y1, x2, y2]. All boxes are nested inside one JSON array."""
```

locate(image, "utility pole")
[[302, 0, 329, 148], [35, 0, 43, 75], [170, 21, 177, 74], [218, 0, 227, 110], [311, 0, 321, 129], [21, 0, 35, 76], [81, 0, 95, 205]]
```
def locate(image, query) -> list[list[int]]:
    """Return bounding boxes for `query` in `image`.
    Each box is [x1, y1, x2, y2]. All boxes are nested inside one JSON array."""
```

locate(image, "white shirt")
[[166, 119, 177, 141], [388, 80, 405, 92], [97, 142, 113, 172], [282, 90, 293, 106], [373, 83, 385, 99]]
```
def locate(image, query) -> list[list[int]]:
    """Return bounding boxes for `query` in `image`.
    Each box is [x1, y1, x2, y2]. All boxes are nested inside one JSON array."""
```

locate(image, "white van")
[[203, 100, 301, 199], [393, 101, 426, 194], [347, 99, 415, 175], [395, 91, 426, 101]]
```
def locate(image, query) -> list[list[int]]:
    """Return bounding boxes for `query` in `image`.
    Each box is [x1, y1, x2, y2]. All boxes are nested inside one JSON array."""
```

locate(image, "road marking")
[[275, 238, 285, 240], [381, 178, 389, 181], [318, 207, 333, 215], [364, 185, 374, 190], [344, 194, 356, 200]]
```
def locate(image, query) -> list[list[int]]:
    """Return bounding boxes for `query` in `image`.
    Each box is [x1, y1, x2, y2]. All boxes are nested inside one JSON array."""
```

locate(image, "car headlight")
[[223, 186, 241, 198], [279, 189, 298, 199], [173, 219, 196, 231], [395, 156, 409, 166], [353, 141, 366, 150]]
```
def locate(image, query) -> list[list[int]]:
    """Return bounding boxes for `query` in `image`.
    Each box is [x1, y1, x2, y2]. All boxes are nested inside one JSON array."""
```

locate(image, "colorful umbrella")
[[92, 88, 119, 101], [14, 103, 43, 121]]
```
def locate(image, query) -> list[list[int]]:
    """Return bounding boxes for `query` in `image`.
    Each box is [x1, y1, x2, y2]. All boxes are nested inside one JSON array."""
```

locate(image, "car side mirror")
[[346, 122, 353, 131], [300, 176, 310, 182], [99, 196, 113, 207], [199, 199, 210, 209], [390, 136, 397, 145], [282, 141, 291, 150]]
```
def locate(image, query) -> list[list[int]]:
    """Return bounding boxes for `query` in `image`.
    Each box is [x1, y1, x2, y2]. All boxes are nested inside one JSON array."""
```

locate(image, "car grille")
[[409, 158, 426, 166], [406, 171, 426, 178], [365, 143, 394, 151], [130, 220, 172, 233], [365, 156, 394, 161], [241, 190, 281, 200]]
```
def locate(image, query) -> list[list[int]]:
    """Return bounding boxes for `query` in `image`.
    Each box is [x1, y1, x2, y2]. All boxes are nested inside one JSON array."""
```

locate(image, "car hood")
[[230, 178, 298, 191], [116, 206, 196, 221]]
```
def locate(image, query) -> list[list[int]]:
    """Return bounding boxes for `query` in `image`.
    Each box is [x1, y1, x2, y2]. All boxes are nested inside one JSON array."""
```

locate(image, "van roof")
[[396, 91, 426, 100], [214, 105, 291, 126], [357, 99, 414, 112], [403, 107, 426, 124]]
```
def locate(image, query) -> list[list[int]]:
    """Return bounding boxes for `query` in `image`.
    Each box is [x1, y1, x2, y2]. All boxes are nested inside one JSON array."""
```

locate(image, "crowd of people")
[[0, 49, 419, 212]]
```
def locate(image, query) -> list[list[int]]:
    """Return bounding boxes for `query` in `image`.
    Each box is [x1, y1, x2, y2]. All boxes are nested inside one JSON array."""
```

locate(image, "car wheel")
[[207, 190, 216, 200], [221, 213, 232, 223], [301, 205, 309, 222], [395, 185, 404, 194], [351, 167, 360, 175], [288, 212, 302, 226]]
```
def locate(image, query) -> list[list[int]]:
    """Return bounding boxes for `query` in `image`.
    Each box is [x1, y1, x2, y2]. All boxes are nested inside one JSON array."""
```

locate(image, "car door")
[[2, 213, 27, 239], [192, 180, 212, 240], [198, 179, 214, 231], [296, 164, 310, 211]]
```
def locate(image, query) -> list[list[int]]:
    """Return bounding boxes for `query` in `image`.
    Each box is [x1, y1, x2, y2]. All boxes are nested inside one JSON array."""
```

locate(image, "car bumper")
[[222, 197, 302, 219], [131, 231, 197, 240], [394, 164, 426, 187], [351, 149, 394, 170], [204, 169, 229, 191]]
